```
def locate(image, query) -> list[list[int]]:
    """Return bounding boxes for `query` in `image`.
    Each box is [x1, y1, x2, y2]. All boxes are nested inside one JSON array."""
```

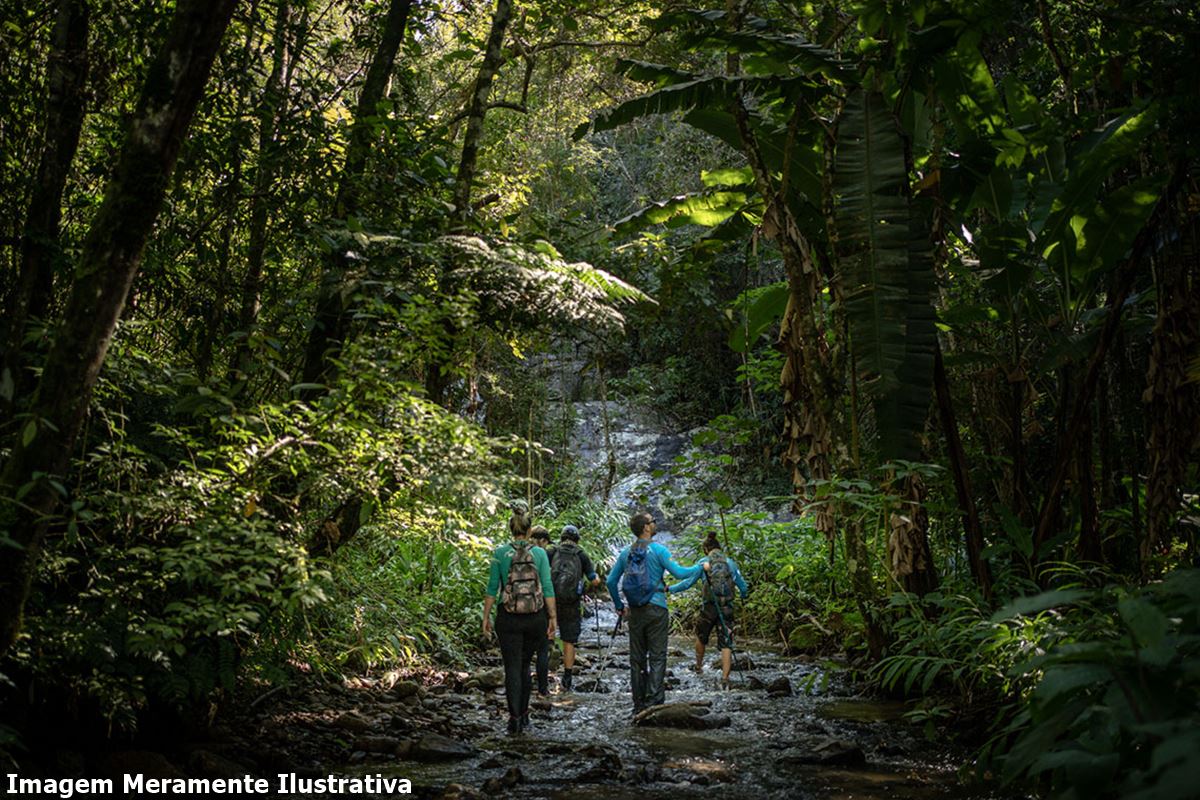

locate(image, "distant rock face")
[[556, 397, 795, 538]]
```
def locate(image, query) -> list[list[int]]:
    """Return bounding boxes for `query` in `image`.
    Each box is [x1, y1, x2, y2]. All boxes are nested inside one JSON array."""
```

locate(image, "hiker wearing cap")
[[482, 508, 557, 734], [670, 532, 749, 687], [606, 512, 708, 714], [548, 524, 601, 692], [530, 527, 553, 697]]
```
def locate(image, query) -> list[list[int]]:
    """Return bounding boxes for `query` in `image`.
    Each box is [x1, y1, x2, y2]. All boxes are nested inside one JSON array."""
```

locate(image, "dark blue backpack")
[[621, 541, 657, 607]]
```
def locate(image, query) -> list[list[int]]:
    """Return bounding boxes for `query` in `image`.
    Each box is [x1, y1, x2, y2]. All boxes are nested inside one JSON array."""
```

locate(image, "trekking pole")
[[592, 615, 624, 685]]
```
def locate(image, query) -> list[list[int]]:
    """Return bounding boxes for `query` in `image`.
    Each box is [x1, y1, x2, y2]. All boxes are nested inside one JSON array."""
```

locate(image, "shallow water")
[[361, 600, 1008, 799]]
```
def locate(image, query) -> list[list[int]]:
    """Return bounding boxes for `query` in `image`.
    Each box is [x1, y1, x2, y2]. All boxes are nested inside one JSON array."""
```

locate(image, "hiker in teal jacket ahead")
[[482, 508, 556, 735], [669, 532, 749, 686], [606, 512, 706, 713]]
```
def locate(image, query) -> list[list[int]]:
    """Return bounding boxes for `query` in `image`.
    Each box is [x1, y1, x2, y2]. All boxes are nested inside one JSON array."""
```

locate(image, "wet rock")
[[746, 675, 766, 691], [480, 777, 505, 794], [395, 740, 414, 758], [575, 753, 622, 782], [411, 733, 477, 762], [576, 743, 619, 759], [502, 766, 524, 787], [688, 774, 712, 786], [352, 735, 401, 754], [347, 751, 367, 764], [187, 750, 251, 778], [767, 676, 793, 697], [334, 712, 376, 733], [633, 702, 730, 730], [392, 680, 422, 699], [477, 756, 503, 769], [472, 668, 505, 690], [437, 783, 482, 800], [422, 698, 441, 711], [633, 763, 663, 783], [776, 738, 866, 768], [531, 697, 552, 711]]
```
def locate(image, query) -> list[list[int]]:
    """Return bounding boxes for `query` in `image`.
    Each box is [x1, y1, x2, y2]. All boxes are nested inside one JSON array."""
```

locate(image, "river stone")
[[633, 703, 730, 730], [746, 675, 766, 691], [575, 753, 623, 783], [576, 743, 619, 759], [437, 783, 482, 800], [767, 676, 793, 697], [353, 735, 401, 754], [392, 680, 422, 699], [477, 756, 503, 769], [412, 734, 477, 762], [473, 668, 505, 690], [777, 738, 866, 768], [334, 712, 376, 733]]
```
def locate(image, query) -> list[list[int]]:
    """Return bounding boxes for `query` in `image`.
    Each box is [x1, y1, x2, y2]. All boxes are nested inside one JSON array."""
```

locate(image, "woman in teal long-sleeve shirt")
[[482, 507, 557, 734]]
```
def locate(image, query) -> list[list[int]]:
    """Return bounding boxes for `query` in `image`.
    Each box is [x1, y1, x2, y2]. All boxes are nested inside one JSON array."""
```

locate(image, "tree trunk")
[[1074, 389, 1102, 563], [0, 0, 238, 657], [934, 346, 992, 600], [451, 0, 513, 229], [232, 0, 295, 383], [888, 473, 939, 596], [1, 0, 90, 421], [300, 0, 413, 391], [1142, 212, 1200, 568], [1033, 168, 1183, 562]]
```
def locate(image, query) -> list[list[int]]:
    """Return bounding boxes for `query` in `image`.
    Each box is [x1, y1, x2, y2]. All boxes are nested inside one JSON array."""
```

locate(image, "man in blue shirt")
[[607, 512, 707, 713], [669, 532, 749, 687]]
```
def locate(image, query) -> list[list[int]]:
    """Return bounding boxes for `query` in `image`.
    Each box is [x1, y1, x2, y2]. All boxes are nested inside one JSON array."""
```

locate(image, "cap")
[[561, 525, 580, 541]]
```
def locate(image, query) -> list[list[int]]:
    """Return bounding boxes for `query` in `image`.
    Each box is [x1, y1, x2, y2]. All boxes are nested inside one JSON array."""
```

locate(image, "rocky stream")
[[201, 400, 1006, 799]]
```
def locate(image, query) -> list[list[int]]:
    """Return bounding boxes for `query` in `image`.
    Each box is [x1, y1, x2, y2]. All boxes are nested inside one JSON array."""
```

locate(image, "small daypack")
[[551, 541, 584, 600], [621, 541, 658, 607], [502, 541, 545, 614], [704, 551, 735, 608]]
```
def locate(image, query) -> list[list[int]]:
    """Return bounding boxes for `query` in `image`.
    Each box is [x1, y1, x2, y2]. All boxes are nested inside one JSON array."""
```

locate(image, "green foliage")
[[992, 569, 1200, 799]]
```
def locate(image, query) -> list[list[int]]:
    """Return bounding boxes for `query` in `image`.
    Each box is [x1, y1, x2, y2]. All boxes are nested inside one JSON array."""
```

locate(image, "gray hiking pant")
[[628, 603, 669, 711]]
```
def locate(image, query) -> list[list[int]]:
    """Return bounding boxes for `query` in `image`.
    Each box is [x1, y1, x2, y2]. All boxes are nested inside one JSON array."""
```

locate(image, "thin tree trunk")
[[0, 0, 239, 657], [451, 0, 513, 228], [1, 0, 90, 421], [1033, 168, 1183, 561], [1142, 209, 1200, 568], [888, 473, 938, 596], [300, 0, 413, 391], [934, 345, 992, 600], [1075, 389, 1102, 563], [232, 0, 295, 383]]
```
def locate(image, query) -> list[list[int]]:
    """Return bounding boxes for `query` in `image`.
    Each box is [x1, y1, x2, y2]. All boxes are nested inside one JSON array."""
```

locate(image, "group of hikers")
[[482, 506, 749, 735]]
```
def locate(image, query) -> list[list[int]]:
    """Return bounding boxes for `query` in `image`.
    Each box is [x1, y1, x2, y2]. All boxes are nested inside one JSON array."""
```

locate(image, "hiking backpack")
[[621, 540, 658, 607], [704, 551, 735, 608], [502, 541, 545, 614], [551, 541, 584, 600]]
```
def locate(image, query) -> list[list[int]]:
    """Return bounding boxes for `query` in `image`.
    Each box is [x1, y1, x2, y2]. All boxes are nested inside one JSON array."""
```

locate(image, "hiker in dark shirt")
[[670, 531, 749, 687], [546, 525, 601, 691]]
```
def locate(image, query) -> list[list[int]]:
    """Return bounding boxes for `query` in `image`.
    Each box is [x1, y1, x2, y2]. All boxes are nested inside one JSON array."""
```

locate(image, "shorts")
[[696, 603, 735, 650], [557, 600, 582, 643]]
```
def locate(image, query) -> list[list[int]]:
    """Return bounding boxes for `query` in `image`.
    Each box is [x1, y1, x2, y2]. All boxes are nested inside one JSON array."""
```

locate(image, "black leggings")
[[496, 606, 548, 718]]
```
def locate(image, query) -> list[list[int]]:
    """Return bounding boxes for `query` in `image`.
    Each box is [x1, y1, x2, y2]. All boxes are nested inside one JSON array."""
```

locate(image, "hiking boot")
[[506, 716, 520, 735]]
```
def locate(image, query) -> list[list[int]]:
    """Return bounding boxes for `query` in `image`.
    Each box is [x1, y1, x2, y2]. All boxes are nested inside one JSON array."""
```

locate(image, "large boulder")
[[633, 702, 730, 730], [410, 734, 477, 762]]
